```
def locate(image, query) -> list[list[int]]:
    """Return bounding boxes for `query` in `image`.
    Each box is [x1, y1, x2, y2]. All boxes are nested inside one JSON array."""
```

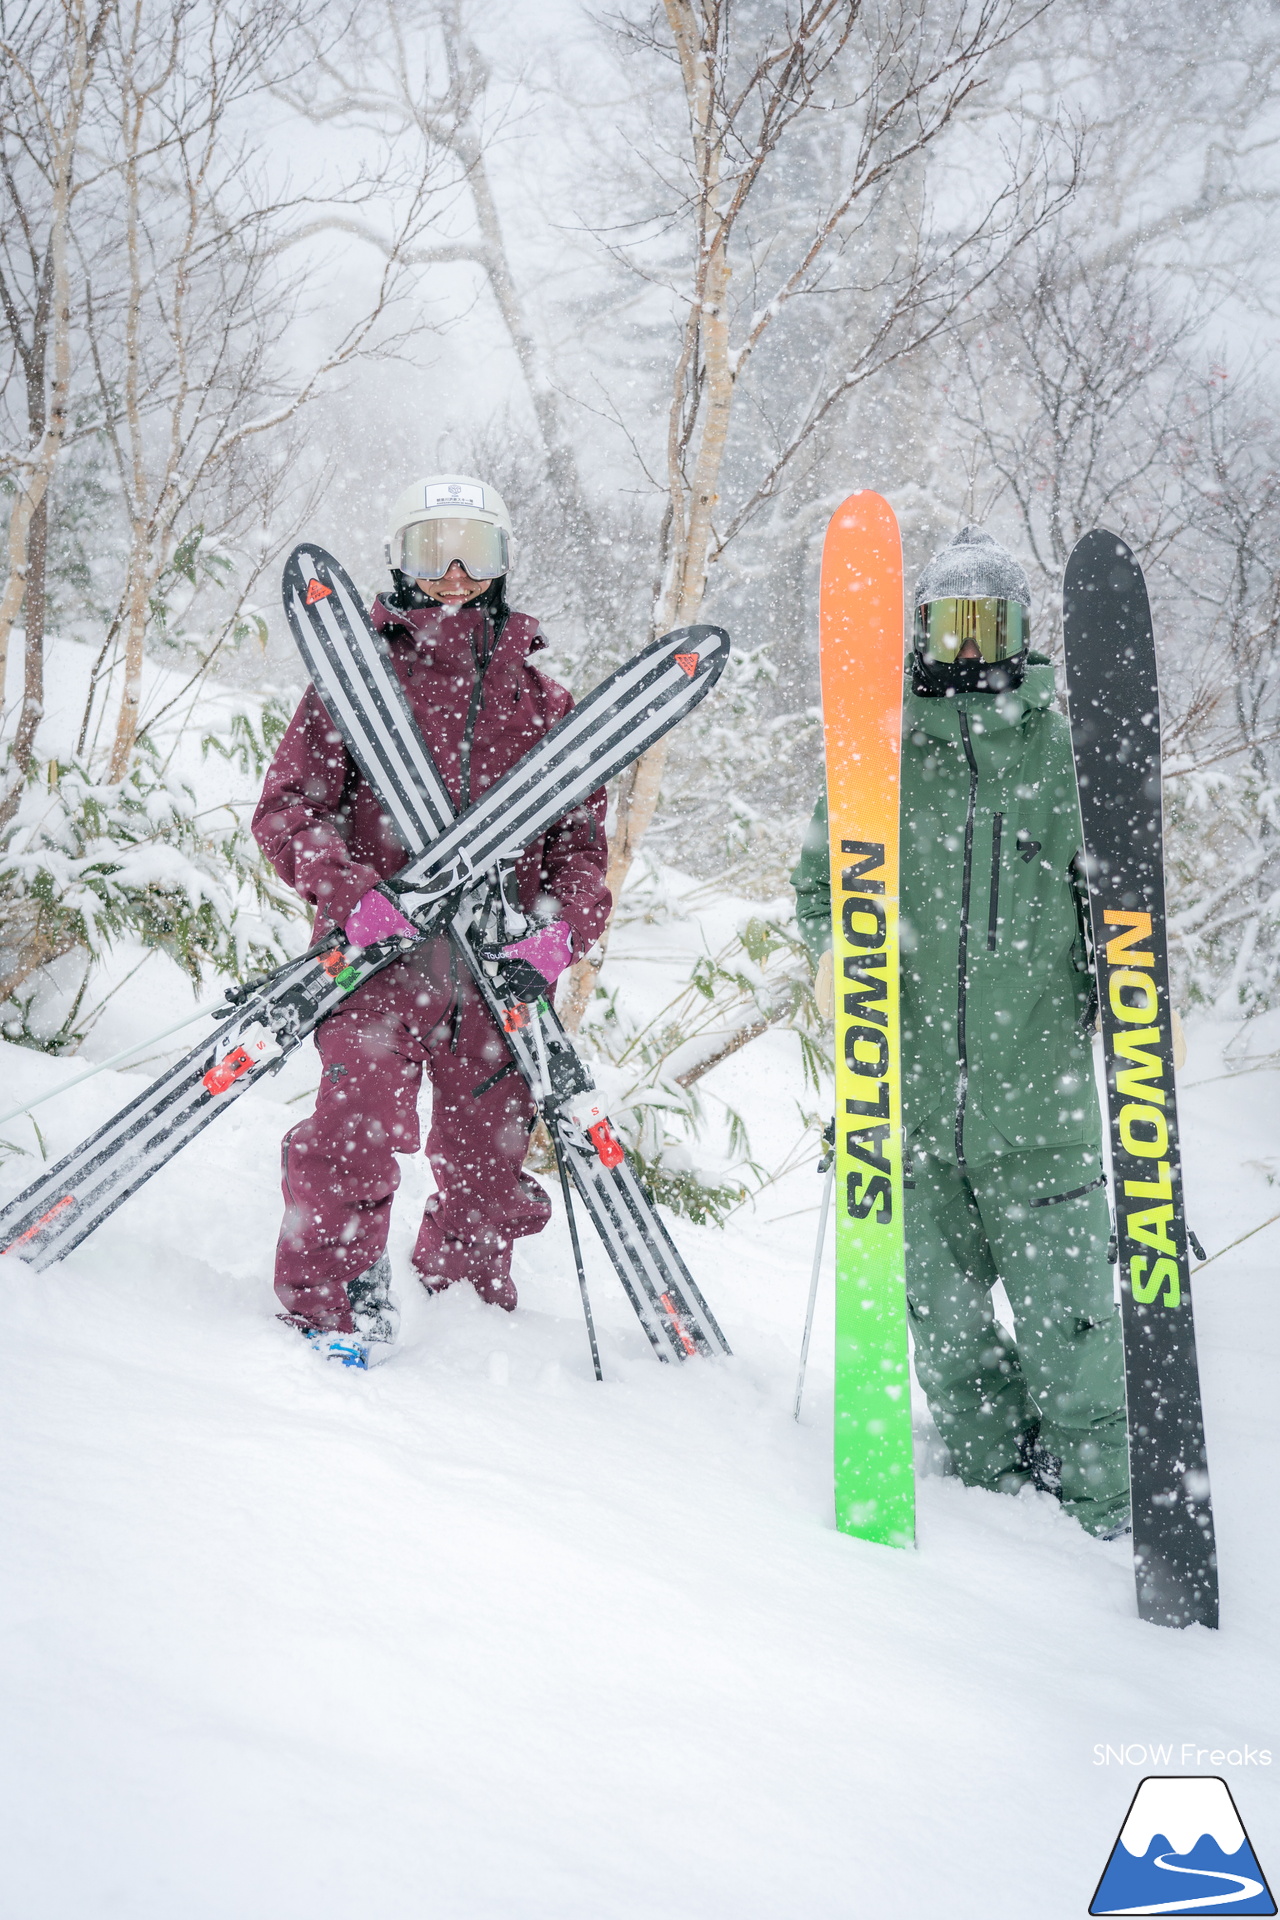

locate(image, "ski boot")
[[1023, 1430, 1131, 1538], [297, 1254, 400, 1369], [348, 1252, 400, 1347], [1028, 1436, 1063, 1501]]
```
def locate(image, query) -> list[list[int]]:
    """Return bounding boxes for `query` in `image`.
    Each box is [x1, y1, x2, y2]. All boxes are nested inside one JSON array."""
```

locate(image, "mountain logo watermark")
[[1090, 1776, 1275, 1914]]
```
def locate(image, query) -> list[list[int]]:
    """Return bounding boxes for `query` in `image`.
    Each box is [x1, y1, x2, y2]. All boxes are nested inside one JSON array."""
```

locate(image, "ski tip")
[[1063, 527, 1140, 590], [823, 489, 900, 541], [654, 623, 731, 685], [819, 493, 903, 599], [282, 543, 365, 617], [830, 488, 896, 520]]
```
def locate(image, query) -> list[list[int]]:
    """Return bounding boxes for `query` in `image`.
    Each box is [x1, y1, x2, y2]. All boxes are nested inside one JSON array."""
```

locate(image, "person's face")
[[418, 559, 494, 606]]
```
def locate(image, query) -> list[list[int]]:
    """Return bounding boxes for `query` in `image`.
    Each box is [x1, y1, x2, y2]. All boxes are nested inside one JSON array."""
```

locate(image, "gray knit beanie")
[[914, 526, 1032, 610]]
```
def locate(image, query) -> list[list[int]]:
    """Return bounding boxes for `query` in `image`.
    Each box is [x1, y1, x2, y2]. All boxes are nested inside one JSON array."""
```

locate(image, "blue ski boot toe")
[[303, 1328, 371, 1369]]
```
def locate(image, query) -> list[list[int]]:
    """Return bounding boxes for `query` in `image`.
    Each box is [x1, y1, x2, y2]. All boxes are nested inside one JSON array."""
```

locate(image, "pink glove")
[[344, 887, 419, 947], [501, 920, 573, 985]]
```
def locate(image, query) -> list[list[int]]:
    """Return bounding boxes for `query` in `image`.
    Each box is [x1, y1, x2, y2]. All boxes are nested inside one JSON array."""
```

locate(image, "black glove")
[[482, 949, 549, 1004]]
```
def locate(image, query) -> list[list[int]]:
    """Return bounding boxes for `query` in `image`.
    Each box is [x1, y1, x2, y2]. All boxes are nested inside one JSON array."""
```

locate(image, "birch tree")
[[0, 0, 113, 770], [560, 0, 1072, 1025], [285, 0, 594, 540], [87, 0, 439, 781]]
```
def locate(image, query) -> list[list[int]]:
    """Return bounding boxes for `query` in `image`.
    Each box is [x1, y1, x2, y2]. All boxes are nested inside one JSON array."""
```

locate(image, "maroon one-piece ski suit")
[[252, 595, 610, 1331]]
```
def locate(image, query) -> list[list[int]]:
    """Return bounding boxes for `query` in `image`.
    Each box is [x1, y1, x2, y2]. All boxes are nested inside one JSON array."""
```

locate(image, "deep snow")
[[1, 954, 1277, 1917], [2, 639, 1277, 1916]]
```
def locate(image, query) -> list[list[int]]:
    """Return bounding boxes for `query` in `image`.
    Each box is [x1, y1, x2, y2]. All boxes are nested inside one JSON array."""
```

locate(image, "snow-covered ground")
[[1, 917, 1277, 1916], [2, 634, 1276, 1915]]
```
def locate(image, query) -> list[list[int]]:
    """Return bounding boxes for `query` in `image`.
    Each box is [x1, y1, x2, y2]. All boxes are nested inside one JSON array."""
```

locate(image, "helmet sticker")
[[424, 481, 484, 510]]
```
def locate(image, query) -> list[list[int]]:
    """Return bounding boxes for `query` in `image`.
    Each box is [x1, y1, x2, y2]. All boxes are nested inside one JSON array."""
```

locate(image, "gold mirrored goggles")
[[397, 517, 509, 580], [914, 596, 1029, 664]]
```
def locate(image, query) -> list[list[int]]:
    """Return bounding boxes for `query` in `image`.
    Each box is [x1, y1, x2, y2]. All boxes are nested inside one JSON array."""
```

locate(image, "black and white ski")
[[1063, 528, 1217, 1630], [285, 551, 728, 923], [283, 545, 731, 1363], [0, 931, 419, 1269], [0, 560, 730, 1299]]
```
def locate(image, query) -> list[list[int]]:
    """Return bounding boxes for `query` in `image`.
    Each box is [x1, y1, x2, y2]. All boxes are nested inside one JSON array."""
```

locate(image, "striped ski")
[[1062, 528, 1217, 1628], [0, 556, 730, 1292], [819, 491, 914, 1546], [283, 545, 731, 1363], [0, 933, 422, 1270], [282, 548, 731, 920]]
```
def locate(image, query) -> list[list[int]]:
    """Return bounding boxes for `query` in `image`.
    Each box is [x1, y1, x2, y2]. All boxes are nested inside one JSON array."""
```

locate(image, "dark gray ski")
[[1062, 528, 1217, 1630]]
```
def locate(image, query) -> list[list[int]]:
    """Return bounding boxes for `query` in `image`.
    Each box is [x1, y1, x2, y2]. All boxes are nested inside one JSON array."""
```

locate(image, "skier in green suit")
[[791, 527, 1130, 1538]]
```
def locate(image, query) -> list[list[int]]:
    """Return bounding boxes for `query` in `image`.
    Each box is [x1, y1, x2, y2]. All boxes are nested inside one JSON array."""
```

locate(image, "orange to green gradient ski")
[[820, 492, 914, 1548]]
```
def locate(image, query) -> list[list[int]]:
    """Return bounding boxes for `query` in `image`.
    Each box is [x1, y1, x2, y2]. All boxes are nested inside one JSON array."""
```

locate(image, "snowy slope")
[[1, 920, 1277, 1918]]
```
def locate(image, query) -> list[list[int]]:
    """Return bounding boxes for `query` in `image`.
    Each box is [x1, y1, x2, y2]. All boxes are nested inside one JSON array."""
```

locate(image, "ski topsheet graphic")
[[0, 556, 731, 1310], [819, 491, 913, 1547], [1090, 1777, 1274, 1915], [1063, 529, 1217, 1630], [282, 545, 732, 1365]]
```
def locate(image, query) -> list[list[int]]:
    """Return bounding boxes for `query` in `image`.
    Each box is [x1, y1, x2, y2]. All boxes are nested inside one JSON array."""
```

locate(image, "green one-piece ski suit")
[[792, 658, 1130, 1535]]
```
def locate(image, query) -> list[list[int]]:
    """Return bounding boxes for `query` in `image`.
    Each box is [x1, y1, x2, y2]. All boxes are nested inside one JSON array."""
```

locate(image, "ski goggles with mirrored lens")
[[913, 596, 1029, 664], [396, 517, 509, 580]]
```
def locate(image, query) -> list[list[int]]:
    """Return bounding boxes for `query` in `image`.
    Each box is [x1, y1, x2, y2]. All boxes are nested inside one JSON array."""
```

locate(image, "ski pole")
[[0, 1003, 220, 1131], [1193, 1206, 1280, 1271], [794, 1149, 836, 1421], [551, 1126, 603, 1382]]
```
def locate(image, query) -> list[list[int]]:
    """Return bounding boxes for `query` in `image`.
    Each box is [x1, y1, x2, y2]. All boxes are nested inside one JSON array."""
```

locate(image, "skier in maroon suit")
[[253, 475, 610, 1363]]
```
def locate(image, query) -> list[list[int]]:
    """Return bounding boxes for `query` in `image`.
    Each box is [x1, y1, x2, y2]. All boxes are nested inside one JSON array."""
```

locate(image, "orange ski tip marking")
[[659, 1291, 698, 1356], [305, 578, 332, 605], [4, 1192, 76, 1252], [673, 652, 699, 677]]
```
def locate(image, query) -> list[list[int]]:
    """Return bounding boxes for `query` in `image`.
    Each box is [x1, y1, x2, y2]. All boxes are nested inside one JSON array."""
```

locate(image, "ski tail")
[[467, 968, 731, 1364], [564, 1150, 729, 1361]]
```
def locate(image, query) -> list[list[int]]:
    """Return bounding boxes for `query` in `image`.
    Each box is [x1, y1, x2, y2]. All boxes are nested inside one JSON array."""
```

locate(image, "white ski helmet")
[[384, 473, 513, 581]]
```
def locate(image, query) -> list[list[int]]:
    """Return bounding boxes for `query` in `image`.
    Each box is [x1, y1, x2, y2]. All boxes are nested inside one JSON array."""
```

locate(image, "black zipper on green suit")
[[987, 811, 1003, 951], [955, 708, 980, 1165]]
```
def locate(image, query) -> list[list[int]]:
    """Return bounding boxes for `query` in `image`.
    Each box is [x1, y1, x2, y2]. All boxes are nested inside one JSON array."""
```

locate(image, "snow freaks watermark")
[[1094, 1745, 1272, 1767], [1089, 1777, 1275, 1915]]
